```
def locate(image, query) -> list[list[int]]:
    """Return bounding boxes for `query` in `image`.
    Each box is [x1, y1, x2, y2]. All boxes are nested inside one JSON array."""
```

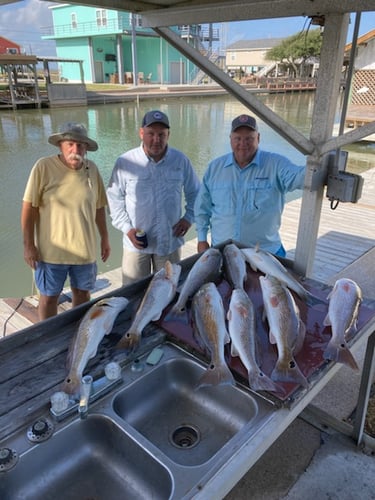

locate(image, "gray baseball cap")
[[142, 110, 170, 128]]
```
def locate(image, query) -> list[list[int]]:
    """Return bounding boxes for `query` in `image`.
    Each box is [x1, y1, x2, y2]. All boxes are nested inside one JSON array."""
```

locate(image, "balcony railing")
[[40, 18, 155, 39]]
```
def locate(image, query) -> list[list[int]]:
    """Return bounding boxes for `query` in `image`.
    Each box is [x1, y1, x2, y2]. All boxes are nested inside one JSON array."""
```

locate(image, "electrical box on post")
[[326, 171, 364, 203], [325, 150, 363, 204]]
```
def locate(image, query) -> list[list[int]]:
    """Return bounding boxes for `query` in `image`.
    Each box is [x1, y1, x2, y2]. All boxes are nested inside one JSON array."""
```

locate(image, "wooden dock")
[[1, 168, 374, 336]]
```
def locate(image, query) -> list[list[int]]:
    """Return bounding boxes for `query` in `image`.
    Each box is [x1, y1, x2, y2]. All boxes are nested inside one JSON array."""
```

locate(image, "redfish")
[[323, 278, 362, 371], [259, 274, 308, 388], [62, 296, 129, 397], [227, 288, 278, 392], [117, 261, 181, 351], [223, 243, 247, 290], [242, 245, 321, 305], [168, 248, 222, 318], [192, 282, 235, 388]]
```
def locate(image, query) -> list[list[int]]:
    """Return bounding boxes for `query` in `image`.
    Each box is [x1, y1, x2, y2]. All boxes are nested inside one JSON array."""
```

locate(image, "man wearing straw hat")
[[21, 122, 111, 320]]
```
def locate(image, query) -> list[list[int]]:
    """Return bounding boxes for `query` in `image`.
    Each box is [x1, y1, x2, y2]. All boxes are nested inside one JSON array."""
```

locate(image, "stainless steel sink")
[[0, 414, 172, 500], [113, 352, 266, 466], [1, 342, 277, 499]]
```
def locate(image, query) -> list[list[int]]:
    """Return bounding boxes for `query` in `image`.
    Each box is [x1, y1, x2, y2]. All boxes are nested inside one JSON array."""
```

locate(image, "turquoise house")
[[41, 5, 217, 84]]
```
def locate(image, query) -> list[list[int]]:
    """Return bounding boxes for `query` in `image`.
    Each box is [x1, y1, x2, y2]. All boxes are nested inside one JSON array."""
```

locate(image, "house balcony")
[[40, 18, 156, 40]]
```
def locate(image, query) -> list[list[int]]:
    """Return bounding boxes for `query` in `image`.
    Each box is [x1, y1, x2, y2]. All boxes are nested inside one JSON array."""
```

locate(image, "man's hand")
[[173, 218, 191, 238], [23, 244, 40, 270], [197, 241, 209, 253], [127, 228, 146, 249]]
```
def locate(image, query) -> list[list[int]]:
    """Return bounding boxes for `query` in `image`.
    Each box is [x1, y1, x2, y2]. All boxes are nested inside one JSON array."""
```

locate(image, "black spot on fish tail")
[[271, 359, 309, 388], [195, 362, 235, 389], [323, 341, 359, 371]]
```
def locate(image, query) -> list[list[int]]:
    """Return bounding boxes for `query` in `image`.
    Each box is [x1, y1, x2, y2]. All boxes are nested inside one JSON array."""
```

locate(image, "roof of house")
[[0, 35, 21, 48], [345, 28, 375, 52], [226, 38, 284, 51]]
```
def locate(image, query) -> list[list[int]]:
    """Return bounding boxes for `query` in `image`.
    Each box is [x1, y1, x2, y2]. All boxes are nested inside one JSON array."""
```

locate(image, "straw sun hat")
[[48, 122, 98, 151]]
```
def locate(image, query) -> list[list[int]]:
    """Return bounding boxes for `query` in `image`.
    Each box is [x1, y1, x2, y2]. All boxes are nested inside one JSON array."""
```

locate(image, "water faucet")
[[78, 375, 93, 419]]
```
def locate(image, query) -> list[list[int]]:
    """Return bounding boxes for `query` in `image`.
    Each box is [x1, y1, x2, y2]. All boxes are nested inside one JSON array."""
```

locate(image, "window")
[[96, 9, 107, 27], [134, 14, 142, 27], [71, 13, 77, 29]]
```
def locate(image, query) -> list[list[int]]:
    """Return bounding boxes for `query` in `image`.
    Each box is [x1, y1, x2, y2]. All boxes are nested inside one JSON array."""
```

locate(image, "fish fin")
[[271, 357, 308, 388], [323, 341, 359, 371], [345, 322, 357, 341], [248, 369, 279, 392], [196, 362, 235, 389], [116, 329, 141, 351], [230, 343, 239, 357], [269, 329, 277, 345], [164, 260, 174, 280], [323, 313, 331, 326], [293, 321, 306, 355], [224, 330, 231, 344], [164, 306, 189, 324]]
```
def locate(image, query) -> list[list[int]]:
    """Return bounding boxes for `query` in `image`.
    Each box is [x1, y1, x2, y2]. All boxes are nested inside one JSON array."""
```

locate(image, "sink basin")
[[113, 356, 262, 466], [0, 415, 172, 500]]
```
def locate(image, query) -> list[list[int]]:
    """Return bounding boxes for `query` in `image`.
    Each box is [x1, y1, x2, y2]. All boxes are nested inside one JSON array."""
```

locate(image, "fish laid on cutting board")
[[192, 282, 235, 388], [242, 245, 322, 305], [259, 274, 308, 388], [323, 278, 362, 371], [227, 288, 278, 392], [168, 247, 222, 318], [62, 296, 129, 397], [223, 243, 247, 290], [117, 261, 181, 351]]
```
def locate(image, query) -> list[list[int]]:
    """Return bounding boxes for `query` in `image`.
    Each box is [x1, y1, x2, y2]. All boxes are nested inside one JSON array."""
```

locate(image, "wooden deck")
[[1, 168, 374, 337]]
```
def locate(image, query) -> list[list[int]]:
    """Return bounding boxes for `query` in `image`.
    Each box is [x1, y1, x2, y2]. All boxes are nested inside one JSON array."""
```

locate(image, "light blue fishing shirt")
[[194, 149, 305, 254], [107, 144, 200, 255]]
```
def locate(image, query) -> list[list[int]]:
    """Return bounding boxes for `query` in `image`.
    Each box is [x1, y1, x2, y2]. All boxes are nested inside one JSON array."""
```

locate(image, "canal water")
[[1, 92, 374, 298]]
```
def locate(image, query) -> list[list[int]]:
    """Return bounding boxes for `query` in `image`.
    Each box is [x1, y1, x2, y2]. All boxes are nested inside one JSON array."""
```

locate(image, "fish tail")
[[196, 362, 235, 389], [248, 369, 279, 392], [164, 305, 189, 324], [323, 341, 359, 371], [271, 358, 308, 388], [116, 329, 141, 351]]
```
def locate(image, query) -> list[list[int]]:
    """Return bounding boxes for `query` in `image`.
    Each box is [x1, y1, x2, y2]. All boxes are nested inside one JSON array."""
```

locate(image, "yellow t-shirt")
[[23, 155, 107, 265]]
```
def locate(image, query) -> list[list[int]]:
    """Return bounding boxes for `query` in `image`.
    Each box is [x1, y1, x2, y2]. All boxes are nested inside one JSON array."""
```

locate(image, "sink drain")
[[170, 424, 201, 449]]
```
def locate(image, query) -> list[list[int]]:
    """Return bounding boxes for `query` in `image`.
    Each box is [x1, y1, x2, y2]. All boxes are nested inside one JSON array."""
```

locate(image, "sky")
[[0, 0, 374, 57]]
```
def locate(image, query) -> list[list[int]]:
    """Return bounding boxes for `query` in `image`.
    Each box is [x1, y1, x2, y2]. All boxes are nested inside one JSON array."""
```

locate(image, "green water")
[[1, 92, 374, 297]]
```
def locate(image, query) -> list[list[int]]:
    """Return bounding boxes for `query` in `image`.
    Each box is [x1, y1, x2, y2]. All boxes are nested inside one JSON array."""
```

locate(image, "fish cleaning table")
[[1, 251, 374, 498]]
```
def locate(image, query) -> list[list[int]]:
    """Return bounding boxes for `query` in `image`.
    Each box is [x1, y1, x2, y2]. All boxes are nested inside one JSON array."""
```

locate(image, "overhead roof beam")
[[155, 26, 314, 155], [142, 0, 375, 26]]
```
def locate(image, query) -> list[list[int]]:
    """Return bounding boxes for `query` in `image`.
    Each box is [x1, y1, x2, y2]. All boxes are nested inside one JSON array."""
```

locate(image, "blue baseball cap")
[[231, 114, 258, 132]]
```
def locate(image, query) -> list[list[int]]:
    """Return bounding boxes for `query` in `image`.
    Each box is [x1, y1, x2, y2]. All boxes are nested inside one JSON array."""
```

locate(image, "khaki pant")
[[121, 247, 181, 285]]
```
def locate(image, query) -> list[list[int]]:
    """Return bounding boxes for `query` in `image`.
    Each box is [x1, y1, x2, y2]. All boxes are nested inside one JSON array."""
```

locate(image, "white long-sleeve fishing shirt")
[[107, 144, 200, 256]]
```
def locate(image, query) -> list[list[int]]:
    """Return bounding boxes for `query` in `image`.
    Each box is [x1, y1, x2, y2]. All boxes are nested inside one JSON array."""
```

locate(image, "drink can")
[[135, 230, 148, 248]]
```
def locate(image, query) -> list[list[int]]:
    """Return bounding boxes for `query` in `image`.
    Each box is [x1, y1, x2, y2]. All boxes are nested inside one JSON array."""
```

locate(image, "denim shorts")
[[35, 262, 97, 296]]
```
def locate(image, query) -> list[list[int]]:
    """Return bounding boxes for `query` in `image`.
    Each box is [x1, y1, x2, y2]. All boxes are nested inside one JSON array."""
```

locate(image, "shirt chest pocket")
[[126, 171, 152, 197], [247, 178, 273, 211], [211, 182, 233, 214]]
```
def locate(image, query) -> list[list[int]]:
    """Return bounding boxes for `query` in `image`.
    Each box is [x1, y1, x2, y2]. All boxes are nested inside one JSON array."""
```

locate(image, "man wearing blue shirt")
[[194, 114, 305, 257], [107, 110, 200, 284]]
